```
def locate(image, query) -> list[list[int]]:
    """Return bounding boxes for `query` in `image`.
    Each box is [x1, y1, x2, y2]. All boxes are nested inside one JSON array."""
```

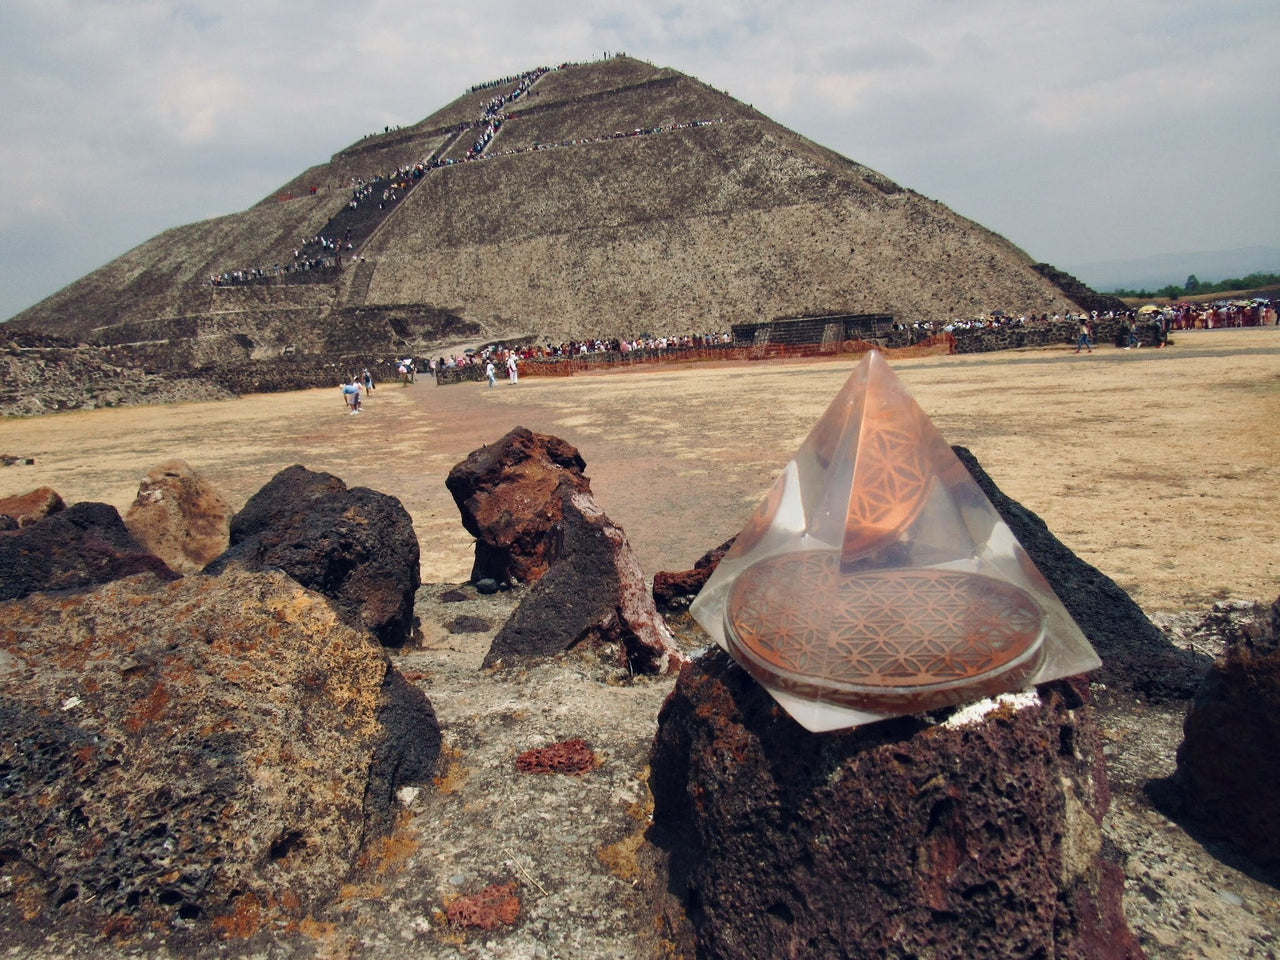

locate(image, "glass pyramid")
[[690, 350, 1100, 732]]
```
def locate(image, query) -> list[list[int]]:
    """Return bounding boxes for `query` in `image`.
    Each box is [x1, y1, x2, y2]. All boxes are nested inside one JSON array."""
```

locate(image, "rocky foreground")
[[0, 430, 1277, 959]]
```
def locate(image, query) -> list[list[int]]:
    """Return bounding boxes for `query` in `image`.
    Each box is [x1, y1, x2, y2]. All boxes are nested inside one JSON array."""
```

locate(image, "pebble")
[[1216, 889, 1244, 907]]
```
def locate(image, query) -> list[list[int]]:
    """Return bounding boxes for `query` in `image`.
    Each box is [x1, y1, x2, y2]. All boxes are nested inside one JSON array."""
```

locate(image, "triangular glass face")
[[691, 351, 1100, 732]]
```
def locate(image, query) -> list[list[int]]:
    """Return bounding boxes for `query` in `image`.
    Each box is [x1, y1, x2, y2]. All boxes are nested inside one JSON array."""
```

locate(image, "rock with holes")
[[0, 567, 439, 938], [445, 426, 592, 585], [205, 465, 419, 646], [485, 487, 682, 674], [648, 648, 1143, 960], [124, 459, 232, 575], [0, 501, 177, 602]]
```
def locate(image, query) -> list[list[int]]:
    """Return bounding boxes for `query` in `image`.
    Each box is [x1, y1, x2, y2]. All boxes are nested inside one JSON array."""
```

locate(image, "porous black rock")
[[953, 446, 1207, 699], [0, 501, 177, 601], [0, 569, 439, 938], [206, 465, 420, 646], [1158, 595, 1280, 875]]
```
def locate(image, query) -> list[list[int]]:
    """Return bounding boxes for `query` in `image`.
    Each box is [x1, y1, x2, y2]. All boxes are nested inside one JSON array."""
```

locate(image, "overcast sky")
[[2, 0, 1277, 321]]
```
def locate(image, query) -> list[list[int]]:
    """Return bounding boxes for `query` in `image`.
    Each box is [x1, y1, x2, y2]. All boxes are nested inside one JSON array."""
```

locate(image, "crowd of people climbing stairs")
[[209, 60, 720, 288]]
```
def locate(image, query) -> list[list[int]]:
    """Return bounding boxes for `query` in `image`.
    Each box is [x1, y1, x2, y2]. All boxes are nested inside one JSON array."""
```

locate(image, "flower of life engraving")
[[726, 553, 1045, 713], [841, 404, 932, 560]]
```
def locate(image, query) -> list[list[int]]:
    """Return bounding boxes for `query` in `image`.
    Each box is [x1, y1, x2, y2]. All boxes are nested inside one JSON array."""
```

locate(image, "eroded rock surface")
[[124, 459, 232, 574], [649, 651, 1143, 960], [0, 568, 439, 939], [445, 426, 591, 584], [206, 465, 419, 646], [0, 501, 177, 601], [484, 488, 682, 674]]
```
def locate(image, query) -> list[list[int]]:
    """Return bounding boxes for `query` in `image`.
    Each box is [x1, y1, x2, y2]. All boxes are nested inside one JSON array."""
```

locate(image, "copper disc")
[[725, 553, 1045, 714]]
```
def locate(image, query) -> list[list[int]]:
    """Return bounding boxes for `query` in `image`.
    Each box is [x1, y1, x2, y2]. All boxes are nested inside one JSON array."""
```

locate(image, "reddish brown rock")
[[653, 536, 736, 609], [516, 738, 596, 775], [0, 501, 177, 602], [206, 465, 420, 646], [0, 485, 64, 527], [446, 882, 520, 930], [445, 426, 592, 584], [649, 650, 1143, 960], [0, 568, 439, 938], [1167, 595, 1280, 874], [124, 459, 232, 574], [484, 488, 682, 674]]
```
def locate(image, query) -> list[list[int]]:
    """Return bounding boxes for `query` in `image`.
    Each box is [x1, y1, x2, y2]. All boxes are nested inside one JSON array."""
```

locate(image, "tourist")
[[342, 379, 362, 414], [1074, 319, 1093, 354], [486, 360, 497, 387], [363, 368, 375, 392]]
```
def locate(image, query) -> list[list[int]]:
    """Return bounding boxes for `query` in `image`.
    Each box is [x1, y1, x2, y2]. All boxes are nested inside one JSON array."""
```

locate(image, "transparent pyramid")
[[690, 350, 1100, 732]]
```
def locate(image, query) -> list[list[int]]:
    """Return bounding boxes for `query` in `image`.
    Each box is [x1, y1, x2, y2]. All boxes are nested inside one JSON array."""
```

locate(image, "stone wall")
[[950, 318, 1164, 354]]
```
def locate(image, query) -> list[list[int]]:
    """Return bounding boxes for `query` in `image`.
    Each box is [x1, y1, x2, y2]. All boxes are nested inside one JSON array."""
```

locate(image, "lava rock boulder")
[[124, 459, 232, 575], [1165, 594, 1280, 875], [0, 485, 65, 527], [485, 487, 682, 674], [649, 650, 1143, 960], [0, 500, 177, 601], [0, 568, 439, 938], [206, 465, 419, 646], [446, 426, 592, 585]]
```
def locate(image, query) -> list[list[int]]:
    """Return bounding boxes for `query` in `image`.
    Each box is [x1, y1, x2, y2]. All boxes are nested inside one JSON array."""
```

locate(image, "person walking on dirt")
[[1074, 319, 1093, 354]]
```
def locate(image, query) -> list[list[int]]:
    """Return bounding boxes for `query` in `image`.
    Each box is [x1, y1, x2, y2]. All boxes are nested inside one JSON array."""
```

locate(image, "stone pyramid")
[[8, 56, 1086, 383]]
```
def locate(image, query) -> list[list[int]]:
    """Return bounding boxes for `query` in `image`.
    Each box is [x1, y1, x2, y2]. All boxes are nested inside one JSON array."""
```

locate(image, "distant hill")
[[5, 56, 1093, 382], [1066, 245, 1280, 293]]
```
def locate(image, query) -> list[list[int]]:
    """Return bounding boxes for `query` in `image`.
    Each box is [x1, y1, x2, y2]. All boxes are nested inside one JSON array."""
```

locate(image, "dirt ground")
[[2, 326, 1278, 613], [3, 328, 1280, 960]]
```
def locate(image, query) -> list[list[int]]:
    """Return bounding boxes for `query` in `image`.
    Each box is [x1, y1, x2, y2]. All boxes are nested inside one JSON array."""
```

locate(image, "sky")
[[2, 0, 1278, 321]]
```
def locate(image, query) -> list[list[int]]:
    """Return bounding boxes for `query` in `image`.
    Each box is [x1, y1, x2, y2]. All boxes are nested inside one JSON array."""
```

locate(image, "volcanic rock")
[[446, 882, 520, 930], [205, 464, 419, 646], [652, 536, 735, 609], [649, 649, 1142, 960], [484, 488, 681, 674], [124, 459, 232, 574], [446, 426, 592, 585], [0, 568, 439, 937], [0, 485, 65, 527], [515, 738, 597, 775], [1164, 594, 1280, 874], [956, 448, 1207, 699], [0, 500, 177, 601]]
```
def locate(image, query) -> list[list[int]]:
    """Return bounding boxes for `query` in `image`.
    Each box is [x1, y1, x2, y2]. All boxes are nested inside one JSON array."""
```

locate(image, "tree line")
[[1110, 271, 1280, 300]]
